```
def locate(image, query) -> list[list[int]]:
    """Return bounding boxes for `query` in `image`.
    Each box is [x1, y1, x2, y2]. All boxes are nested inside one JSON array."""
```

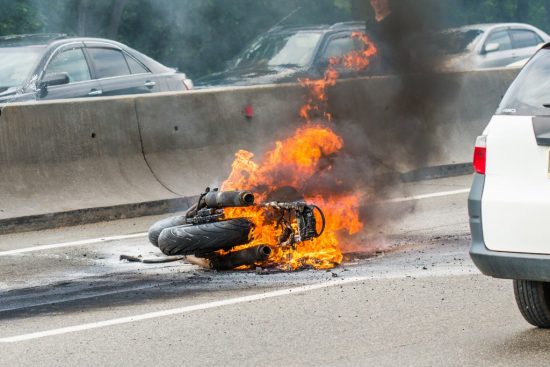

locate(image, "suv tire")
[[513, 280, 550, 328]]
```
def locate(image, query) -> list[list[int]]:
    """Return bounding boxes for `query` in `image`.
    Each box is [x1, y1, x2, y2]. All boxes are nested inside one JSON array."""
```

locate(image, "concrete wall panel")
[[0, 97, 175, 220], [135, 84, 305, 195]]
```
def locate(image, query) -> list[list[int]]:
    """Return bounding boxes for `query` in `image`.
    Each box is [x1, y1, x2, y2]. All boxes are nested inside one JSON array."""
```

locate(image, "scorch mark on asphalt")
[[0, 277, 370, 343], [0, 188, 470, 257], [0, 267, 476, 343]]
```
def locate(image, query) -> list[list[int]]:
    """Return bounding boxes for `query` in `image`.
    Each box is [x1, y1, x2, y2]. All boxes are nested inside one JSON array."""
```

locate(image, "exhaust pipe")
[[204, 190, 255, 208], [209, 245, 272, 270]]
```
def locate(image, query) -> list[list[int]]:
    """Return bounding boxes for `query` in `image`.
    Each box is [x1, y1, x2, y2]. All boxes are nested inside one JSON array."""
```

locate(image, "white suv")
[[470, 44, 550, 328]]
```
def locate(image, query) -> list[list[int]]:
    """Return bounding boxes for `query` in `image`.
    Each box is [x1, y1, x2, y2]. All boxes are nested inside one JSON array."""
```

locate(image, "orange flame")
[[299, 32, 378, 123], [221, 32, 378, 270]]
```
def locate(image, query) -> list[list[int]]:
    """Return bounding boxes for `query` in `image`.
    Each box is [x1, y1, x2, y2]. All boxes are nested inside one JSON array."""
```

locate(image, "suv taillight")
[[473, 135, 487, 175]]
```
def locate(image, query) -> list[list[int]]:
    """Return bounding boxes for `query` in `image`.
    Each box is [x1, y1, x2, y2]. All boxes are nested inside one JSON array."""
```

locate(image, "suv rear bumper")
[[469, 174, 550, 282]]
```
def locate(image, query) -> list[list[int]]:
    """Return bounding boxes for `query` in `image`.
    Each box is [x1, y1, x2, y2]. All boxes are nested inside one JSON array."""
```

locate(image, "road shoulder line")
[[0, 233, 147, 256]]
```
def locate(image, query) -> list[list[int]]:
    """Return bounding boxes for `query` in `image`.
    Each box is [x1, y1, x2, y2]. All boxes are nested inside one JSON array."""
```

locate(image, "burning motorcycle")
[[148, 188, 325, 270]]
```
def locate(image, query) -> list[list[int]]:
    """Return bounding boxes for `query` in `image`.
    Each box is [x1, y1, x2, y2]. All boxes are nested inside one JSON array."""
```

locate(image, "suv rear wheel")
[[513, 280, 550, 328]]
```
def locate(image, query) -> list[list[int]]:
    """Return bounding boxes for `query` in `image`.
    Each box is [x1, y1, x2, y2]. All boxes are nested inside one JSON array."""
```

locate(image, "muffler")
[[209, 245, 272, 270]]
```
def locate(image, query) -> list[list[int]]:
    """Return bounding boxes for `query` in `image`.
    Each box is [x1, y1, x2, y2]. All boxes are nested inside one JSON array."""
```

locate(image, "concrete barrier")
[[134, 84, 305, 196], [0, 68, 520, 233], [0, 97, 177, 226]]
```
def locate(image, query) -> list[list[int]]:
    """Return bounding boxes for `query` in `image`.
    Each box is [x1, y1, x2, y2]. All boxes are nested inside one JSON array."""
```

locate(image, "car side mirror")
[[38, 72, 70, 98], [484, 42, 500, 54]]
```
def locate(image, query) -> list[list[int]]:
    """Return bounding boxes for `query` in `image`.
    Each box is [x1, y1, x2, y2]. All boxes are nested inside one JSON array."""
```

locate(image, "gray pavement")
[[1, 175, 548, 367]]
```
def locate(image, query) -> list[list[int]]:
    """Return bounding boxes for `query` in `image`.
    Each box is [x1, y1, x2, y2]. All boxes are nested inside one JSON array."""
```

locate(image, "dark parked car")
[[0, 34, 192, 103], [195, 21, 377, 88]]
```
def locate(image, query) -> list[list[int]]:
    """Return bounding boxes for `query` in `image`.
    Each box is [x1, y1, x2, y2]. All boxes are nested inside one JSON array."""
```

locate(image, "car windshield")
[[497, 49, 550, 116], [436, 29, 484, 54], [234, 31, 322, 69], [0, 46, 44, 91]]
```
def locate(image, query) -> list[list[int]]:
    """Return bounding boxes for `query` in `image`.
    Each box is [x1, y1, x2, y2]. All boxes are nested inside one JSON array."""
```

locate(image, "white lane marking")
[[0, 233, 147, 257], [0, 277, 368, 343], [384, 189, 469, 203], [0, 266, 476, 343], [0, 188, 470, 257]]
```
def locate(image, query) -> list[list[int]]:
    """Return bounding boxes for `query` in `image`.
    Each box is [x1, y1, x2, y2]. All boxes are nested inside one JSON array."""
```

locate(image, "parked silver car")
[[0, 34, 193, 104], [439, 23, 550, 71]]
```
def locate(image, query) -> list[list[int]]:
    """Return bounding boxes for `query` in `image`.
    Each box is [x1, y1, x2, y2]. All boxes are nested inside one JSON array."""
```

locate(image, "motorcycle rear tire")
[[158, 218, 253, 256], [148, 215, 188, 247]]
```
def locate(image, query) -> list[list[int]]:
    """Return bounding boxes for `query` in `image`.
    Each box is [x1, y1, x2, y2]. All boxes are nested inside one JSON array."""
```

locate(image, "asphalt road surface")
[[1, 175, 549, 367]]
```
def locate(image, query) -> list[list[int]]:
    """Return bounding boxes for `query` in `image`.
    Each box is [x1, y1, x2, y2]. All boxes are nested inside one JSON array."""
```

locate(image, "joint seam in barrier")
[[133, 100, 181, 196]]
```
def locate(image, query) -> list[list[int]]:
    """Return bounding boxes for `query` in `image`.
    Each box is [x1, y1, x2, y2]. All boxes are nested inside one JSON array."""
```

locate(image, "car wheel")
[[513, 280, 550, 328]]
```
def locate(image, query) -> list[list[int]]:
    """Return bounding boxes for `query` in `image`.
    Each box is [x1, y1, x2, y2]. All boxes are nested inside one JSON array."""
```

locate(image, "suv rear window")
[[497, 49, 550, 116]]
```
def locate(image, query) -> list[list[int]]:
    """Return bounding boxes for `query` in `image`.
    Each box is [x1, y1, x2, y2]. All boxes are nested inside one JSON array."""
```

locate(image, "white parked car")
[[506, 57, 530, 69], [441, 23, 549, 71], [470, 43, 550, 328]]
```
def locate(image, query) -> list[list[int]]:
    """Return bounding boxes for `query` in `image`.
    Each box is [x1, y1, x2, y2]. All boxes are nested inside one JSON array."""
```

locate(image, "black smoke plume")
[[328, 0, 455, 185], [319, 0, 460, 238]]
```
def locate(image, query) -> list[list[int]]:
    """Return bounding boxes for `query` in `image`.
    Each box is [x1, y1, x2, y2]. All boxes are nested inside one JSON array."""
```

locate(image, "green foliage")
[[0, 0, 42, 35], [0, 0, 549, 78], [442, 0, 550, 31]]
